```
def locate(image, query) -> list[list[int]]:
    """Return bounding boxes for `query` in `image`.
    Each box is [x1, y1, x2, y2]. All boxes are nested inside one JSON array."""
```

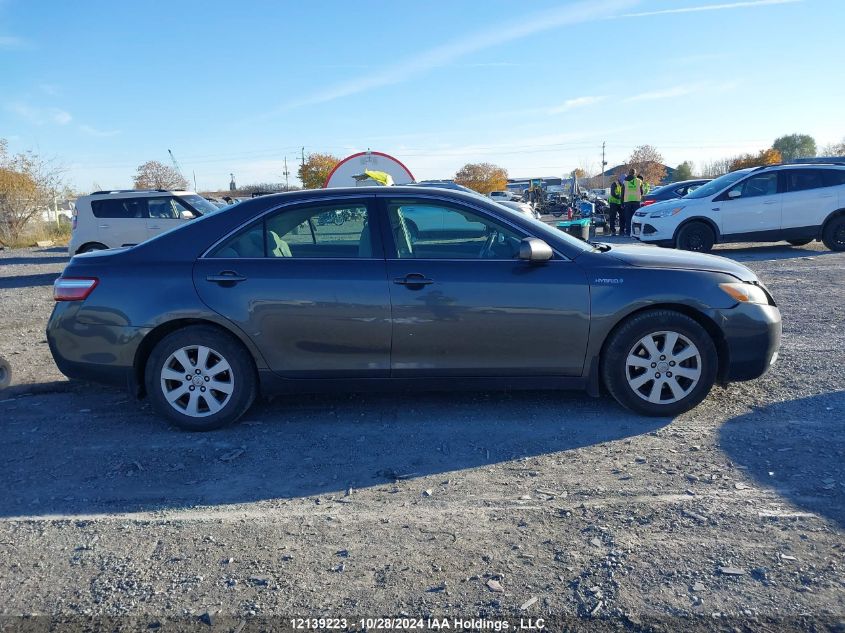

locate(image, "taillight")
[[54, 277, 98, 301], [641, 200, 655, 206]]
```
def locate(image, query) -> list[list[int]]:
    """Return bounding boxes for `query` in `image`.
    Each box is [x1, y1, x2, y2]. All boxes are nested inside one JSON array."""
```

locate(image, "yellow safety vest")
[[623, 178, 643, 203], [609, 182, 622, 204]]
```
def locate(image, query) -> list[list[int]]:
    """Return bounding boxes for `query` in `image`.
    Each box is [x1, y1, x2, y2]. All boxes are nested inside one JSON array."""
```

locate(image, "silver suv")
[[69, 189, 220, 254]]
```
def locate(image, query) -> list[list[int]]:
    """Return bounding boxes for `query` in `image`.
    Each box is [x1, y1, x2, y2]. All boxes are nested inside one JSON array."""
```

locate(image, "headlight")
[[649, 205, 684, 218], [719, 282, 769, 305]]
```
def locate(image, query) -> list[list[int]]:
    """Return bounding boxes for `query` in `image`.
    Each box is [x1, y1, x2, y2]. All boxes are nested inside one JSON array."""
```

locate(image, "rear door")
[[717, 171, 781, 237], [90, 197, 148, 248], [781, 169, 840, 234], [380, 196, 590, 377], [193, 197, 392, 377]]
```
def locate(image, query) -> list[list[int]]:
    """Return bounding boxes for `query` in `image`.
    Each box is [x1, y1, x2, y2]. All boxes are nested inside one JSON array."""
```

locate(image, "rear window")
[[822, 169, 845, 187], [90, 198, 147, 219]]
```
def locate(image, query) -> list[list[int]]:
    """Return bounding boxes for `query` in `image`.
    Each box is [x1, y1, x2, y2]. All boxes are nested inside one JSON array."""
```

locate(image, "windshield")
[[683, 170, 751, 199], [180, 194, 221, 215]]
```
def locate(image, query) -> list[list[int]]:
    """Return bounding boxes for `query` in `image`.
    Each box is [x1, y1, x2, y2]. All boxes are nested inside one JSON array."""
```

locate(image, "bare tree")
[[0, 139, 66, 244], [133, 160, 189, 190], [821, 137, 845, 156]]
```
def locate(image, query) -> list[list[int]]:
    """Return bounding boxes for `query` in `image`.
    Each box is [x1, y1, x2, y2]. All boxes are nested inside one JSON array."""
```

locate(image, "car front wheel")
[[602, 310, 718, 417], [822, 216, 845, 251], [675, 222, 715, 252], [145, 325, 256, 431]]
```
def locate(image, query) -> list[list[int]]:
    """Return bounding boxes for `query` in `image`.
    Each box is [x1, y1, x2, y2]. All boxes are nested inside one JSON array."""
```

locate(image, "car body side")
[[48, 188, 780, 401]]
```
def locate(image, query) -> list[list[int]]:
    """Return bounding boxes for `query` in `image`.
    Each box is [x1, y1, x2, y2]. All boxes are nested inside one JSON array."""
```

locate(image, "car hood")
[[605, 245, 757, 281]]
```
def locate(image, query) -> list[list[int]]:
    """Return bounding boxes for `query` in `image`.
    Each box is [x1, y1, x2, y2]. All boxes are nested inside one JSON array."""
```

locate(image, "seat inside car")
[[266, 230, 292, 257]]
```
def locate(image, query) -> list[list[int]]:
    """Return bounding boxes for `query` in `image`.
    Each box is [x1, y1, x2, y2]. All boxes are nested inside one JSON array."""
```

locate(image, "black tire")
[[786, 239, 813, 246], [602, 310, 718, 417], [145, 325, 256, 431], [77, 243, 108, 254], [675, 222, 715, 252], [821, 216, 845, 251], [0, 355, 10, 389]]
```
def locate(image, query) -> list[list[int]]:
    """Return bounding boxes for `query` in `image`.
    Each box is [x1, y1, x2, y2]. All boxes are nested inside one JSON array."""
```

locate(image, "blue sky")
[[1, 0, 842, 191]]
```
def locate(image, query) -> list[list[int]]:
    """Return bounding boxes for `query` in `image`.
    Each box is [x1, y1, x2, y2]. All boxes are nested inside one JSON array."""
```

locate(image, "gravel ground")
[[0, 241, 843, 631]]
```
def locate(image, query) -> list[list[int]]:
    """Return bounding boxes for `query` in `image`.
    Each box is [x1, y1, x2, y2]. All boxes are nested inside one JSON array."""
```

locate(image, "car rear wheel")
[[822, 216, 845, 251], [786, 239, 813, 246], [145, 325, 256, 431], [675, 222, 715, 253], [77, 243, 108, 254], [602, 310, 718, 417]]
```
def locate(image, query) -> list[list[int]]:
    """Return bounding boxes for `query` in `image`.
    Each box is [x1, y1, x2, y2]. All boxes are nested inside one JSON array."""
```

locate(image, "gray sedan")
[[48, 187, 781, 430]]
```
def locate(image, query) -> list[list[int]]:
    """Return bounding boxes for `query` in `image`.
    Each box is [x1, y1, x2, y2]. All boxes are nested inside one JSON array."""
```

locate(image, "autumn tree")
[[821, 137, 845, 156], [571, 168, 587, 179], [673, 161, 694, 181], [624, 145, 667, 186], [0, 139, 66, 244], [728, 148, 782, 171], [772, 134, 816, 162], [454, 162, 508, 194], [133, 160, 188, 190], [298, 152, 340, 189]]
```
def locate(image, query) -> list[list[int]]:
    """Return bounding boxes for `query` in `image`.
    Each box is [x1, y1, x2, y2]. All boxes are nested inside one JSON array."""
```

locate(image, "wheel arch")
[[596, 303, 730, 389], [133, 318, 260, 398], [75, 242, 108, 254], [672, 217, 721, 245], [819, 207, 845, 237]]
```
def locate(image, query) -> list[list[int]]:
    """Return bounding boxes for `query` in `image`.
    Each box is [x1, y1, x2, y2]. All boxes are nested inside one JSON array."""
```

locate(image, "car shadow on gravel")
[[720, 391, 845, 527], [0, 389, 670, 517], [0, 255, 69, 266], [0, 272, 60, 289], [713, 244, 835, 262]]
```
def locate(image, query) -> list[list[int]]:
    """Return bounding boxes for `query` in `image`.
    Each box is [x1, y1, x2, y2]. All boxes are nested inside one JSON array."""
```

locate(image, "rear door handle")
[[98, 224, 110, 228], [206, 271, 247, 284], [148, 225, 161, 230], [393, 273, 434, 287], [763, 201, 778, 205]]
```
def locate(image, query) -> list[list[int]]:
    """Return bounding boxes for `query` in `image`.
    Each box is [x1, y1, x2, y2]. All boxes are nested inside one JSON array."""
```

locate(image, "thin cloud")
[[549, 96, 607, 114], [261, 0, 637, 115], [79, 124, 121, 138], [7, 102, 71, 125], [0, 35, 29, 49], [621, 0, 800, 18], [623, 84, 705, 102]]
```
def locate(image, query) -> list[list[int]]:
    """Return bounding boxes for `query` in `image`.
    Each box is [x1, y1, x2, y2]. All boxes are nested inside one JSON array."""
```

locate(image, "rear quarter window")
[[822, 169, 845, 187], [90, 198, 147, 219]]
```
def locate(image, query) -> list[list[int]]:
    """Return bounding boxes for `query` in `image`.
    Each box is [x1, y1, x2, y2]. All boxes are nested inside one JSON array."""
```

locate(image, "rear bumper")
[[716, 303, 782, 382], [46, 303, 148, 390]]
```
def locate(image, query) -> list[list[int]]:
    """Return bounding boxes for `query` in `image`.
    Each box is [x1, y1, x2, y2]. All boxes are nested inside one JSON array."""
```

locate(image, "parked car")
[[49, 186, 781, 430], [489, 190, 519, 202], [69, 189, 221, 255], [632, 163, 845, 252], [640, 179, 711, 207], [496, 199, 542, 220]]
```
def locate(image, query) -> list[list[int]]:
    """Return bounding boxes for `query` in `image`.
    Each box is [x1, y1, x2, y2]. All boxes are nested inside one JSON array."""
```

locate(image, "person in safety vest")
[[607, 176, 624, 235], [621, 169, 644, 236]]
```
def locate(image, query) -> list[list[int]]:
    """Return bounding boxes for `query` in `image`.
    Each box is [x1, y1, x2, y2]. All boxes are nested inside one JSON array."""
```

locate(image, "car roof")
[[80, 189, 195, 199]]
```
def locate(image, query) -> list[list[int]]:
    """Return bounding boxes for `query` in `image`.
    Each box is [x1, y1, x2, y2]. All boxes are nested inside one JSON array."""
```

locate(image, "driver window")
[[386, 200, 523, 259], [729, 173, 778, 199], [148, 197, 194, 219]]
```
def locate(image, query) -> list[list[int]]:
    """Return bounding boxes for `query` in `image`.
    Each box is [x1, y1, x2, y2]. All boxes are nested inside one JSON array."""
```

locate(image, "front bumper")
[[716, 302, 782, 382]]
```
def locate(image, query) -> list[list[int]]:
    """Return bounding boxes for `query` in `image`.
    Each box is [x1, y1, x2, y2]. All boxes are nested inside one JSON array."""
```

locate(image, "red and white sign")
[[324, 151, 415, 188]]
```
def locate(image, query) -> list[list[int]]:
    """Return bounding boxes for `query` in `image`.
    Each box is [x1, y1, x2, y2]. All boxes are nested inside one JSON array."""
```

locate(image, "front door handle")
[[206, 271, 247, 284], [393, 273, 434, 287]]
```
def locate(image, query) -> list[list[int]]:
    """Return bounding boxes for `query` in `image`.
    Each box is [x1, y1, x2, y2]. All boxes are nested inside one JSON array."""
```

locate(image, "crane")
[[168, 149, 196, 191]]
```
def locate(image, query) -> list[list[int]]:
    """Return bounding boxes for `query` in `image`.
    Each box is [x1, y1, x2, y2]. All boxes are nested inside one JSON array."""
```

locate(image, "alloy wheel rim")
[[625, 330, 701, 405], [160, 345, 234, 418]]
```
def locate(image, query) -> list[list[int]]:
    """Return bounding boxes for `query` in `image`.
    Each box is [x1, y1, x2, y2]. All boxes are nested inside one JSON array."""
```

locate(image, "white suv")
[[69, 189, 220, 254], [631, 163, 845, 252]]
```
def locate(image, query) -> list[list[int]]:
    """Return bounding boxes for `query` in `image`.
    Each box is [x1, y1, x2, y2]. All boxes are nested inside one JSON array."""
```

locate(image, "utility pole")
[[283, 157, 290, 191], [192, 171, 197, 192], [299, 146, 306, 189], [601, 141, 608, 189]]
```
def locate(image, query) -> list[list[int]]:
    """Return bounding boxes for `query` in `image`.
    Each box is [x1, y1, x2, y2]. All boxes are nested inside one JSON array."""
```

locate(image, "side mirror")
[[727, 190, 742, 199], [519, 237, 553, 263], [180, 210, 196, 220]]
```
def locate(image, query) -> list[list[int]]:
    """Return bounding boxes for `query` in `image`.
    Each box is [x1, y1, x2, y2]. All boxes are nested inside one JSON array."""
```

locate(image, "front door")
[[193, 197, 392, 377], [380, 197, 590, 377], [146, 196, 194, 240], [718, 171, 781, 237]]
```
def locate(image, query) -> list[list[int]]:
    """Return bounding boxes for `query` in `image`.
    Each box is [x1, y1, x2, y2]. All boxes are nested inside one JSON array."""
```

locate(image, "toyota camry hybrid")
[[47, 187, 782, 431]]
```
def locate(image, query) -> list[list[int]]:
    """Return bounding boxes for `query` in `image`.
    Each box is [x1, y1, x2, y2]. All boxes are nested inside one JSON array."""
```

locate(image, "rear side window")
[[785, 170, 825, 192], [822, 169, 845, 187], [209, 202, 376, 259], [90, 198, 147, 219]]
